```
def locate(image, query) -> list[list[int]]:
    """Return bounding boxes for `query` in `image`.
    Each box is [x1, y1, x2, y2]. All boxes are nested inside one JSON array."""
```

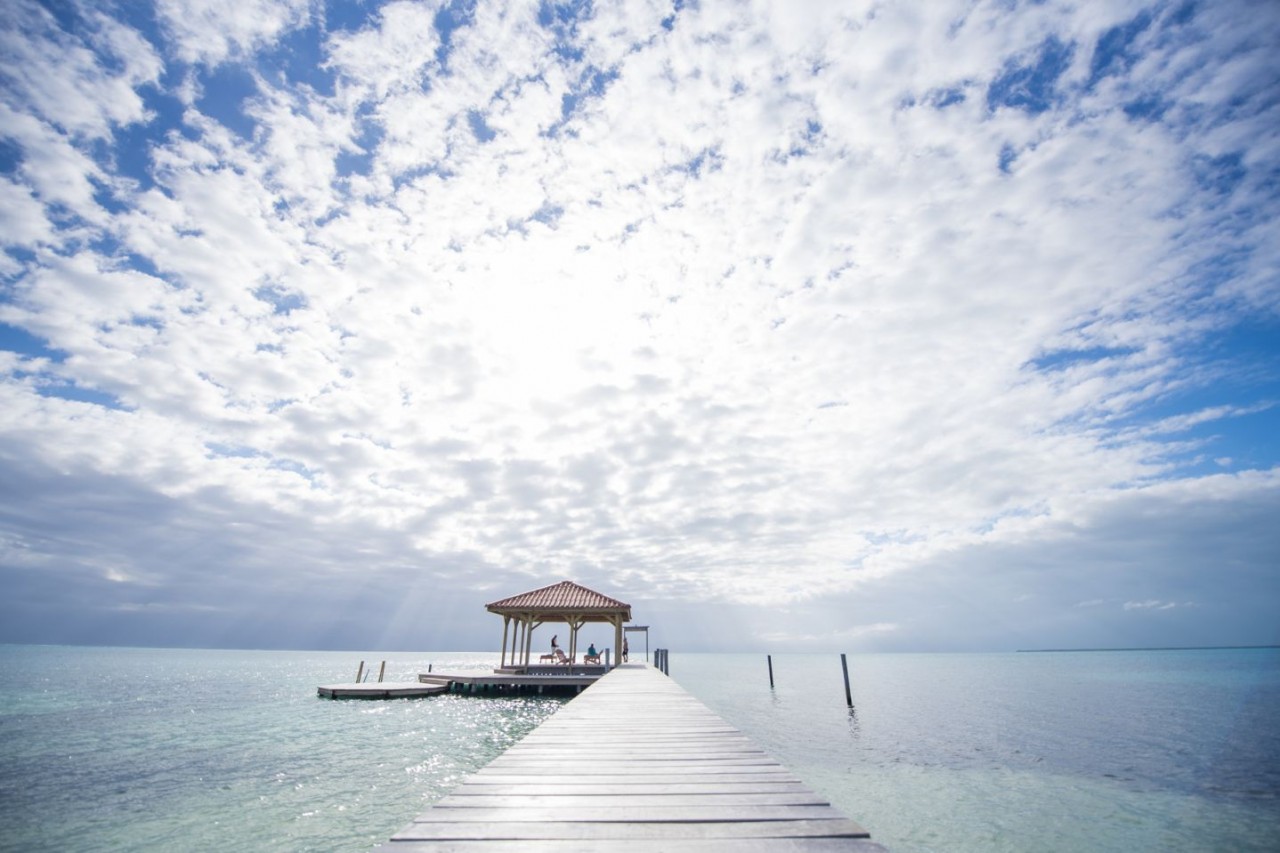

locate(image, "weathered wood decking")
[[388, 663, 885, 851]]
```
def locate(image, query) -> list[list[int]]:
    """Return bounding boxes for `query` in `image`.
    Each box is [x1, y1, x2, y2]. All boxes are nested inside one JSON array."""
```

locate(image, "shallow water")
[[2, 646, 1277, 852], [0, 647, 562, 852], [670, 649, 1280, 852]]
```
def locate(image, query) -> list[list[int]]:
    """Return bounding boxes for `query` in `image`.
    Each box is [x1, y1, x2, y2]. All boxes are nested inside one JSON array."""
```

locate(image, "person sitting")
[[584, 643, 601, 664]]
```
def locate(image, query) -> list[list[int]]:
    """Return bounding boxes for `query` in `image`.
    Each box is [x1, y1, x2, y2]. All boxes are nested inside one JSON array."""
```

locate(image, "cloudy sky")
[[1, 0, 1277, 653]]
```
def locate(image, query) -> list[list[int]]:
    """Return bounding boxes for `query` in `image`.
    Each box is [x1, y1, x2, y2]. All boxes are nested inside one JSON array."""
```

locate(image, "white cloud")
[[1123, 600, 1179, 611], [0, 0, 1277, 650], [0, 1, 160, 139], [155, 0, 313, 66]]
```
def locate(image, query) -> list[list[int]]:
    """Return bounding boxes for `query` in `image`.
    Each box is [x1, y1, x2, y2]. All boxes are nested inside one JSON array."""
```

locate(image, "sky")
[[0, 0, 1277, 654]]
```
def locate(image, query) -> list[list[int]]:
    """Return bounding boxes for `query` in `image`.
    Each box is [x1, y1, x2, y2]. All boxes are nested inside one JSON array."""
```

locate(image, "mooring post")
[[355, 660, 364, 683], [378, 661, 386, 683], [840, 653, 852, 707], [768, 654, 774, 689]]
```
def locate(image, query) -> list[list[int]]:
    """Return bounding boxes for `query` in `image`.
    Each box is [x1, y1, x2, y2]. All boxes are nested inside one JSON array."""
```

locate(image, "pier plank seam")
[[387, 663, 886, 851]]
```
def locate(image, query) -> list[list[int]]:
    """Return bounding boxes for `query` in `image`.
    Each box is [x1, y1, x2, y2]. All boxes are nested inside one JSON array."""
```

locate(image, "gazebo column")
[[567, 616, 585, 663], [516, 617, 528, 670], [613, 616, 623, 670], [500, 616, 510, 669], [524, 618, 543, 668]]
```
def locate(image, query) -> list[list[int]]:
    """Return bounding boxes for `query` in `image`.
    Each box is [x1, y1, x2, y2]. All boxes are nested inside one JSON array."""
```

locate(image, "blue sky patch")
[[930, 87, 966, 108], [434, 0, 478, 70], [530, 201, 564, 226], [1087, 11, 1153, 90], [335, 111, 384, 179], [1123, 95, 1169, 122], [257, 22, 336, 97], [0, 323, 65, 362], [998, 143, 1018, 173], [1027, 344, 1140, 373], [674, 146, 722, 178], [538, 0, 594, 29], [558, 65, 620, 125], [0, 137, 23, 174], [36, 381, 129, 410], [253, 284, 308, 315], [467, 110, 497, 143], [206, 442, 265, 459], [987, 36, 1074, 115], [1191, 151, 1246, 196], [101, 86, 187, 192], [196, 63, 260, 139], [270, 457, 320, 483], [322, 0, 372, 33]]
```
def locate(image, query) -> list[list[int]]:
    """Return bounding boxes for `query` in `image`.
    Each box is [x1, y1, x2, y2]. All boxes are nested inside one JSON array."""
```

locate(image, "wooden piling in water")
[[841, 653, 852, 707]]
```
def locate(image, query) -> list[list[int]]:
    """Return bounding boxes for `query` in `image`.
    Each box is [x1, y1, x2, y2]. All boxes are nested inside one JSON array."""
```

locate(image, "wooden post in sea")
[[355, 660, 364, 683], [767, 654, 774, 689], [378, 661, 386, 683], [840, 653, 853, 707]]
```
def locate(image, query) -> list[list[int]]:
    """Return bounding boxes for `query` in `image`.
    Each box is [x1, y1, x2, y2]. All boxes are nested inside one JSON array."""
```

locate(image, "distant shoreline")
[[1016, 645, 1279, 653]]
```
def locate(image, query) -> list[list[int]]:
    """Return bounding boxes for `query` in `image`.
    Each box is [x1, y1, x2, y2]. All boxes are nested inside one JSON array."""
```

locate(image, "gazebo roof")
[[486, 580, 631, 619]]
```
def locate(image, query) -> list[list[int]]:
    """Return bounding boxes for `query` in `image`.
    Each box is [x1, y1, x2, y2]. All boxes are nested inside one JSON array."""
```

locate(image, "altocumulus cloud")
[[0, 0, 1277, 651]]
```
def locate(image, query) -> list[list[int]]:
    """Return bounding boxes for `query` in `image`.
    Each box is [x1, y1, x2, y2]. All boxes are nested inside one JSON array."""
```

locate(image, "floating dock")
[[418, 666, 607, 695], [316, 682, 448, 699], [387, 662, 885, 851]]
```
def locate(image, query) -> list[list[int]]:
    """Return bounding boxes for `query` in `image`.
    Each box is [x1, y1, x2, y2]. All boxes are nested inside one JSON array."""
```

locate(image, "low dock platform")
[[388, 663, 885, 851], [317, 682, 448, 699], [418, 668, 605, 695]]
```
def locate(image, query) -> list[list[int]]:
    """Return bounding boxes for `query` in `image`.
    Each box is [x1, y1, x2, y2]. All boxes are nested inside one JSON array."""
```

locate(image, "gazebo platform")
[[419, 668, 607, 695]]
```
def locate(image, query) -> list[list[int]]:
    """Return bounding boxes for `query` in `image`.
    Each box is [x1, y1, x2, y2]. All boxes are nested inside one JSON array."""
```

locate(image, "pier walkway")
[[388, 663, 885, 851]]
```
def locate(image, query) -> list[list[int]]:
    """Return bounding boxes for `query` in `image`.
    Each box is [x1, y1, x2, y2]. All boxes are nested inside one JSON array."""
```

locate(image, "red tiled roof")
[[486, 580, 631, 615]]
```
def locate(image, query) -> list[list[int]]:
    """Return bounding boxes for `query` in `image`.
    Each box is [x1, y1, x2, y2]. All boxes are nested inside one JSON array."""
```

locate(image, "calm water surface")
[[2, 646, 1278, 852], [0, 647, 562, 852], [672, 649, 1280, 852]]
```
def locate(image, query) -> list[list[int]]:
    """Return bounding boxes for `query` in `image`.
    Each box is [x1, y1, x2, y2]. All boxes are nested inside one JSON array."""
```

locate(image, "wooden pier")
[[388, 663, 885, 851]]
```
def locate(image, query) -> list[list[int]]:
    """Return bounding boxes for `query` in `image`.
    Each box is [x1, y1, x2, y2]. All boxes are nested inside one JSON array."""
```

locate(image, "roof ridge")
[[485, 579, 631, 612]]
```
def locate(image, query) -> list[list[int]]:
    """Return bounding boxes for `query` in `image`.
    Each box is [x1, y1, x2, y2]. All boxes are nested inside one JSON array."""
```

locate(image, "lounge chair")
[[583, 653, 601, 665]]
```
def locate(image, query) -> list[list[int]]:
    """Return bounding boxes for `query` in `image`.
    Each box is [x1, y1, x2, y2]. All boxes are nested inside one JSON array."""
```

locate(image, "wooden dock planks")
[[317, 682, 448, 699], [388, 663, 886, 851]]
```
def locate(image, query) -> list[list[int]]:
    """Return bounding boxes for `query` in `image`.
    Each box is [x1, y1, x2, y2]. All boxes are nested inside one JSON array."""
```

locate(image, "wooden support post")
[[841, 653, 853, 707], [378, 661, 386, 683], [768, 654, 774, 689], [355, 660, 364, 683]]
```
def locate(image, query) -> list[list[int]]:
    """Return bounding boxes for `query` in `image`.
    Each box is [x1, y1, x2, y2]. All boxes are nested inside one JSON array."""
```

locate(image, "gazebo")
[[487, 580, 632, 671]]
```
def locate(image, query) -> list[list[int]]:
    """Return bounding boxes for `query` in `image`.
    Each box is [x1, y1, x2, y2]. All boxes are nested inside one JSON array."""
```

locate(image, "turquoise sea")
[[1, 646, 1277, 852]]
